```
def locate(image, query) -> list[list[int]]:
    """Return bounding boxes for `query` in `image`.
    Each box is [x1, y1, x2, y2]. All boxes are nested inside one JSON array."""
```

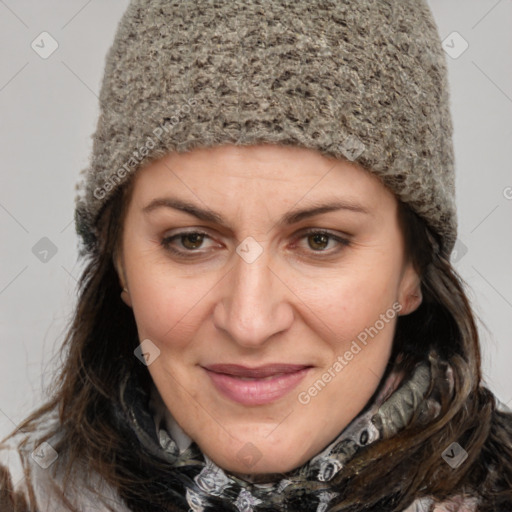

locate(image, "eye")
[[295, 229, 351, 255], [160, 230, 216, 256], [160, 229, 351, 258]]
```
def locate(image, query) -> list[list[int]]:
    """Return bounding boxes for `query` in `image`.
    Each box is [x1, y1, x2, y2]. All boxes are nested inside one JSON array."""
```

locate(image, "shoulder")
[[0, 409, 130, 512], [403, 496, 479, 512], [0, 427, 32, 511], [403, 395, 512, 512]]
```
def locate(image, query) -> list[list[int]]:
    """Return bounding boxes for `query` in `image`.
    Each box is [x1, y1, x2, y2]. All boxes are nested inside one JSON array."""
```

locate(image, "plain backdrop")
[[1, 0, 511, 440]]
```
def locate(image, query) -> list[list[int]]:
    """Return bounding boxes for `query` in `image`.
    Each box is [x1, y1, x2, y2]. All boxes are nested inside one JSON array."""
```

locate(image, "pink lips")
[[202, 364, 312, 405]]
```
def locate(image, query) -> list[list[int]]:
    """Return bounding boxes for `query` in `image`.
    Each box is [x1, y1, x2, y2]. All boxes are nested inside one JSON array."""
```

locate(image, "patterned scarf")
[[112, 351, 454, 512]]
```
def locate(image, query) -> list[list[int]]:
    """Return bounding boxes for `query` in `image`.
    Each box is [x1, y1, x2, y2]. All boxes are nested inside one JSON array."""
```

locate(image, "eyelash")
[[160, 229, 351, 258]]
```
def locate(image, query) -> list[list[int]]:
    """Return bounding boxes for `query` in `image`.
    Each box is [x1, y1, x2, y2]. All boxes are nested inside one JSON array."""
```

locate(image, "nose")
[[213, 245, 294, 349]]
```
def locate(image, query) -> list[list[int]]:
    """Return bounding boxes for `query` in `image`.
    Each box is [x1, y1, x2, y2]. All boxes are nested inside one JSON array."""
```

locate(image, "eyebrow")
[[142, 197, 370, 228]]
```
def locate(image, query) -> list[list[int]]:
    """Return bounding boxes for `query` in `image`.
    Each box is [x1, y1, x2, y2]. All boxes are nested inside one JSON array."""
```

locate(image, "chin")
[[201, 441, 310, 476]]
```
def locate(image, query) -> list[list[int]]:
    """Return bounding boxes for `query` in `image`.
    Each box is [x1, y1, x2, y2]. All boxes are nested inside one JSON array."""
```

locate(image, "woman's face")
[[116, 144, 422, 475]]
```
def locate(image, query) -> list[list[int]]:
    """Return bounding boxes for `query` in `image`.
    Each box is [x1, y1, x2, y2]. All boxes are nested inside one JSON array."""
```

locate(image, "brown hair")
[[2, 176, 512, 512]]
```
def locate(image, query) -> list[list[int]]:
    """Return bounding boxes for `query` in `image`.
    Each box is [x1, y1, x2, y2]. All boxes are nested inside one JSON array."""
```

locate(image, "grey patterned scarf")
[[115, 351, 453, 511]]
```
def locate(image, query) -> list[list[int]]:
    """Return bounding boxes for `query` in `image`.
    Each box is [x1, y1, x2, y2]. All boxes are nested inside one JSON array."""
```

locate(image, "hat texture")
[[74, 0, 457, 256]]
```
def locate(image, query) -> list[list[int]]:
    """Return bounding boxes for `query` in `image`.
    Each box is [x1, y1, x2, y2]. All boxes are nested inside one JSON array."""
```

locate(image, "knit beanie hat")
[[74, 0, 457, 257]]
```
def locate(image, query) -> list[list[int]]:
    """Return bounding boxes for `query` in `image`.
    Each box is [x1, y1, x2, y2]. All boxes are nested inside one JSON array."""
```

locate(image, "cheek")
[[126, 255, 214, 348], [299, 257, 402, 343]]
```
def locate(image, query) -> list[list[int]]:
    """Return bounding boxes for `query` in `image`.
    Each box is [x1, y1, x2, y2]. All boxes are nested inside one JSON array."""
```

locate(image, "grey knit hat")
[[74, 0, 457, 256]]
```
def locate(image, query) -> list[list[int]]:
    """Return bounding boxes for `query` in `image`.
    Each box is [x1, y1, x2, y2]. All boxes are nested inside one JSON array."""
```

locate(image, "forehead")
[[129, 143, 391, 201]]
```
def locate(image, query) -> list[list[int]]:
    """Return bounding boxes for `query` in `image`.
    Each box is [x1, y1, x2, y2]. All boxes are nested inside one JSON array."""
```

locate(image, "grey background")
[[1, 0, 511, 441]]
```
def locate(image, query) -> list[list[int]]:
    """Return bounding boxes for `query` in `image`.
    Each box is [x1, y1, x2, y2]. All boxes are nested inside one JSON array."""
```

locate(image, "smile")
[[201, 364, 313, 406]]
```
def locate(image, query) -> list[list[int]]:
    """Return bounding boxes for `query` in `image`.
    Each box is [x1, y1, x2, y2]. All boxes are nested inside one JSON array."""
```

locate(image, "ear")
[[397, 261, 423, 316], [113, 246, 132, 308]]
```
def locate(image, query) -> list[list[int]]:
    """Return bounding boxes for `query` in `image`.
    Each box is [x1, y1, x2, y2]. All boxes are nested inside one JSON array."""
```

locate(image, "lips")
[[202, 363, 312, 405]]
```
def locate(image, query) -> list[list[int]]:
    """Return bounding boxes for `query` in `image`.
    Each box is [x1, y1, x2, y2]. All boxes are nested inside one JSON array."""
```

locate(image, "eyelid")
[[296, 227, 352, 240]]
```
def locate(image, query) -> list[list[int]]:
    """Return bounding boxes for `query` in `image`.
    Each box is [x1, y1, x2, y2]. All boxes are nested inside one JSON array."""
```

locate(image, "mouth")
[[201, 363, 313, 405]]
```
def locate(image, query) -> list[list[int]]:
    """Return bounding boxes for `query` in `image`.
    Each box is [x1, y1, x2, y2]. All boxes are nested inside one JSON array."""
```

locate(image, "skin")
[[114, 143, 423, 475]]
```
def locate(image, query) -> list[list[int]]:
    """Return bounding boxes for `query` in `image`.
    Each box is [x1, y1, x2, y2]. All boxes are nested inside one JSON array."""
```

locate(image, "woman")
[[1, 0, 511, 511]]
